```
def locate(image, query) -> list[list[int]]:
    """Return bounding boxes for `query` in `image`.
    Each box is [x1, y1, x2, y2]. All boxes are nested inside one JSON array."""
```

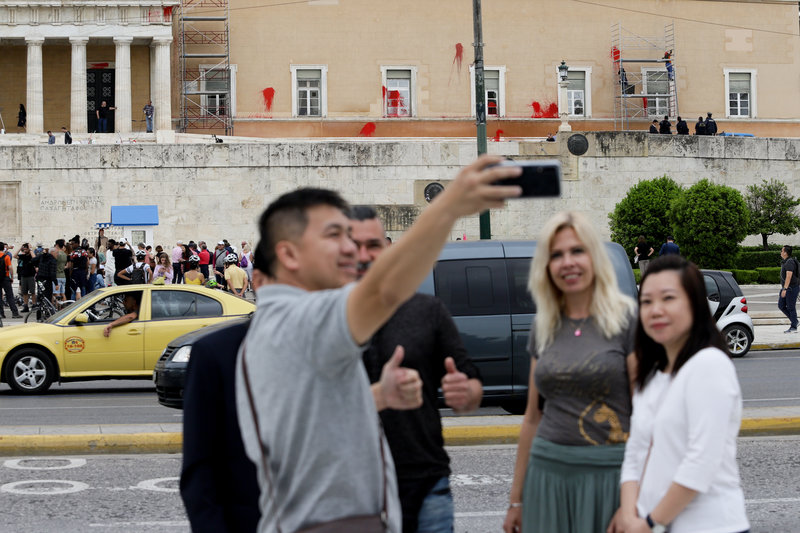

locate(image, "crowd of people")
[[0, 230, 254, 316], [174, 156, 749, 533]]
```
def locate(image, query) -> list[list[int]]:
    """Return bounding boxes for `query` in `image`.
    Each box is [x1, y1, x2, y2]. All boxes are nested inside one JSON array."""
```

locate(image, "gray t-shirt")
[[235, 283, 400, 533], [528, 315, 636, 446]]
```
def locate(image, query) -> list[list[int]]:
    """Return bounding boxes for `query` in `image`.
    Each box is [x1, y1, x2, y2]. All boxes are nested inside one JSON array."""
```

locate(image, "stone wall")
[[1, 132, 799, 249]]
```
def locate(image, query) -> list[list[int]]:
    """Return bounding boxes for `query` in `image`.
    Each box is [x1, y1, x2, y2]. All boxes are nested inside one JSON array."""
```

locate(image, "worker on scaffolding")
[[664, 50, 674, 81]]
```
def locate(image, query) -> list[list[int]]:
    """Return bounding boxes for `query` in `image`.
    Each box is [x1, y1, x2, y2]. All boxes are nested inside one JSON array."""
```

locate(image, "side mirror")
[[74, 313, 89, 324]]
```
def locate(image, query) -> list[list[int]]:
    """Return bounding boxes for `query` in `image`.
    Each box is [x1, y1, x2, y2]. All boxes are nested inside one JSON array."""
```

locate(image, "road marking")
[[455, 511, 507, 517], [133, 477, 179, 493], [736, 356, 800, 361], [0, 405, 157, 410], [89, 521, 188, 528], [451, 474, 512, 486], [4, 458, 86, 470], [746, 497, 800, 504], [1, 479, 89, 495]]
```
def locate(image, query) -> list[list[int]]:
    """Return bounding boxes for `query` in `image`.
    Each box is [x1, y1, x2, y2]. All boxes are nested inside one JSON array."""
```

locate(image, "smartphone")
[[491, 159, 562, 198]]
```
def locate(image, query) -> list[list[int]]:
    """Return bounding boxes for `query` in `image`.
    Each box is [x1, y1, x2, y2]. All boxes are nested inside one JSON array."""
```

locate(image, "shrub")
[[609, 176, 683, 260], [736, 250, 782, 270], [755, 267, 781, 284], [669, 179, 750, 269], [729, 269, 760, 285]]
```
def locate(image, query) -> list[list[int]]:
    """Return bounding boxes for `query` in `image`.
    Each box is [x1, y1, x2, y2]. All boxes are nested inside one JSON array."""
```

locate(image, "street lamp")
[[557, 60, 572, 132]]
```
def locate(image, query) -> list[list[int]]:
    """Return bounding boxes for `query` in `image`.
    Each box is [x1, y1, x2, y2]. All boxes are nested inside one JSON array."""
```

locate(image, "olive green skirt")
[[522, 437, 625, 533]]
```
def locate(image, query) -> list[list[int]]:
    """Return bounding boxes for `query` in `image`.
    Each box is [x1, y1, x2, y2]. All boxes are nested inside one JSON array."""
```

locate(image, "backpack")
[[240, 253, 248, 268], [130, 263, 146, 284]]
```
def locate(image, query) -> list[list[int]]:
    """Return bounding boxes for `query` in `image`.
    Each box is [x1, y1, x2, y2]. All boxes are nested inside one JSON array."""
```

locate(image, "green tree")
[[745, 179, 800, 250], [669, 179, 750, 268], [608, 175, 682, 256]]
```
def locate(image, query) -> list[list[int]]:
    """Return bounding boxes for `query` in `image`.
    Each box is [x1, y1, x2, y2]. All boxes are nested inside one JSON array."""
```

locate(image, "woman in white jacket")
[[611, 255, 749, 533]]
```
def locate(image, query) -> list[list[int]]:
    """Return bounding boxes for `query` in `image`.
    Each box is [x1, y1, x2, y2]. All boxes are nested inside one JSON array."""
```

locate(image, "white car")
[[702, 269, 755, 357]]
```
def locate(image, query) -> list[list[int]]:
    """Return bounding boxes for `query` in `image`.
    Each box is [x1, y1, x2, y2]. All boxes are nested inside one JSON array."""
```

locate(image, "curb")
[[3, 418, 800, 455], [751, 342, 800, 351]]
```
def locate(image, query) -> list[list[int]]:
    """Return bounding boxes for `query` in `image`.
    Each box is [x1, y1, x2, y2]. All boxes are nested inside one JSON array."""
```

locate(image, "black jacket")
[[695, 121, 707, 135], [705, 117, 718, 135], [676, 120, 689, 134], [180, 319, 260, 533], [659, 120, 672, 134], [649, 124, 658, 133]]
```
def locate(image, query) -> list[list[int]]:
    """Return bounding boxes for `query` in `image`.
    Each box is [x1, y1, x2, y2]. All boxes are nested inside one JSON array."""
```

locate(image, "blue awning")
[[110, 205, 159, 226]]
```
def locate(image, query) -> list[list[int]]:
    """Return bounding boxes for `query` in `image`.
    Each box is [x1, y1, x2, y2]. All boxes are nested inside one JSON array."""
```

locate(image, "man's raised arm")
[[346, 155, 521, 345]]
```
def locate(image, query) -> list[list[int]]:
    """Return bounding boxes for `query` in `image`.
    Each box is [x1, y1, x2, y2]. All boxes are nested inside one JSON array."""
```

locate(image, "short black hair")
[[0, 242, 4, 249], [55, 239, 65, 248], [784, 245, 793, 257], [350, 205, 378, 221], [667, 236, 674, 241], [254, 188, 350, 277], [652, 119, 658, 124]]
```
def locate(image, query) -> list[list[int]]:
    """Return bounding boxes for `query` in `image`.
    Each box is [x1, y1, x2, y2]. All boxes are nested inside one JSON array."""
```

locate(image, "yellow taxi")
[[0, 284, 254, 394]]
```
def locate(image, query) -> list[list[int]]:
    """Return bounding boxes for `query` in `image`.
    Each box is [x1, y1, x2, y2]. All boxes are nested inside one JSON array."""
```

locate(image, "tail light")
[[741, 297, 748, 313]]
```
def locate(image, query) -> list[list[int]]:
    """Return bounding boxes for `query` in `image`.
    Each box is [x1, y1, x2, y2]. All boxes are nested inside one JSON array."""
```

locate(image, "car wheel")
[[723, 324, 752, 358], [6, 349, 54, 394]]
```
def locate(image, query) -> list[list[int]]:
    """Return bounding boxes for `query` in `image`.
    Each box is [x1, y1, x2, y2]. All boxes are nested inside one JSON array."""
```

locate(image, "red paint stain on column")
[[611, 46, 620, 62], [261, 88, 275, 113], [359, 122, 376, 137], [453, 43, 464, 73], [492, 130, 504, 142], [163, 6, 174, 20]]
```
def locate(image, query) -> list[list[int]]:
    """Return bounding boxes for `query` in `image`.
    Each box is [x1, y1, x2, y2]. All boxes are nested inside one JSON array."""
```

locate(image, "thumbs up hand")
[[441, 356, 471, 413], [377, 346, 423, 411]]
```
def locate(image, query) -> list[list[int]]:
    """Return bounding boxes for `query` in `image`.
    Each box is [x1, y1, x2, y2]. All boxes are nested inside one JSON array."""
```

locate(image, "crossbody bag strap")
[[241, 348, 284, 533]]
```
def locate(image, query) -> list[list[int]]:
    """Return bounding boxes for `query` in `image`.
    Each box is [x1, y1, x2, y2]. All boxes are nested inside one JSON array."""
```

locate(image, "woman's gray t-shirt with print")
[[528, 315, 636, 446]]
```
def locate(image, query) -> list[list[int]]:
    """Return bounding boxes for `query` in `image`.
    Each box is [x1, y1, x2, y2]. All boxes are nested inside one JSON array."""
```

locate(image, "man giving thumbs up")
[[352, 205, 483, 533]]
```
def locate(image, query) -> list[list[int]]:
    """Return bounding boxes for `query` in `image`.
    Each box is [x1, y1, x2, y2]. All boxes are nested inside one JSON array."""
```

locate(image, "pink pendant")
[[574, 329, 582, 337]]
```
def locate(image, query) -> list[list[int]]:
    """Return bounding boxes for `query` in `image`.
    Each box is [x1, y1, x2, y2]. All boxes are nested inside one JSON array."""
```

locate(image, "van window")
[[506, 258, 536, 314], [434, 259, 509, 316]]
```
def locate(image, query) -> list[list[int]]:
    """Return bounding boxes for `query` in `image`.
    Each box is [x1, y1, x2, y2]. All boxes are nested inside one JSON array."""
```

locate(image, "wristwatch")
[[646, 513, 667, 533]]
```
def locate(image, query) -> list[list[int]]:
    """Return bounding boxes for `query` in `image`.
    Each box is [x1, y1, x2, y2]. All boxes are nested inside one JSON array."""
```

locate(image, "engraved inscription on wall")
[[39, 197, 104, 212]]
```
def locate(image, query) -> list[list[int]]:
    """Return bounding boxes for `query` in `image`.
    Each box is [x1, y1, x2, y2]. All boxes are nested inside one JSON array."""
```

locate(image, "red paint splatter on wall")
[[261, 88, 275, 113], [88, 62, 109, 69], [386, 90, 406, 117], [642, 97, 648, 109], [163, 6, 174, 20], [359, 122, 376, 137], [453, 43, 464, 73], [611, 46, 620, 62], [492, 130, 504, 142], [382, 86, 387, 100], [530, 101, 559, 119]]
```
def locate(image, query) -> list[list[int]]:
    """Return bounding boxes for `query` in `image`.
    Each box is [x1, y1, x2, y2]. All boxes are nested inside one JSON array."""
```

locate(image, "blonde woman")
[[503, 211, 637, 533]]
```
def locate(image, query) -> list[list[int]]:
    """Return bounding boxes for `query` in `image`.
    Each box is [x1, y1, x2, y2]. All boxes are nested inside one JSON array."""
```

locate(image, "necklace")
[[568, 316, 590, 337]]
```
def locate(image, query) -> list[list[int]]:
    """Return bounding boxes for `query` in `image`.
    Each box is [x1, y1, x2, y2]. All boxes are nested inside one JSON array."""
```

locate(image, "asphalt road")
[[1, 349, 798, 426], [0, 438, 798, 533]]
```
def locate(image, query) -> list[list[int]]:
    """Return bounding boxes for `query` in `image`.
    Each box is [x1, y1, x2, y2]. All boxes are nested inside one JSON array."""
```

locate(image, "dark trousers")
[[173, 263, 183, 284], [1, 278, 19, 317], [39, 277, 54, 303], [200, 264, 209, 280], [72, 268, 88, 298], [778, 285, 800, 329]]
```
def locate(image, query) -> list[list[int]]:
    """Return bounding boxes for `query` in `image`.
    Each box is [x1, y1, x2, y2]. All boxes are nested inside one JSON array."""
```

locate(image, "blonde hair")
[[528, 211, 635, 353]]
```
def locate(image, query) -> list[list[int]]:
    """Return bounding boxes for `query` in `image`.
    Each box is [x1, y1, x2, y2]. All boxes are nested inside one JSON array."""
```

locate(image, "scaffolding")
[[612, 22, 678, 131], [178, 0, 233, 135]]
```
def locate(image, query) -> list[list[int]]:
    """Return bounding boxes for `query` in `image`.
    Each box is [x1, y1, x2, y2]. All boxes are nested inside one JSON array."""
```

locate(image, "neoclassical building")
[[0, 0, 177, 135], [1, 0, 798, 138]]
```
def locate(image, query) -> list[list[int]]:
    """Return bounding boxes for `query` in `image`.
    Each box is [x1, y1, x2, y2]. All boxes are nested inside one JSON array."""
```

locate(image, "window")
[[725, 69, 756, 118], [433, 259, 509, 317], [506, 258, 535, 314], [151, 290, 223, 319], [82, 292, 142, 323], [556, 66, 592, 117], [469, 66, 506, 118], [382, 66, 416, 117], [291, 65, 328, 117], [643, 69, 669, 116], [200, 64, 237, 117]]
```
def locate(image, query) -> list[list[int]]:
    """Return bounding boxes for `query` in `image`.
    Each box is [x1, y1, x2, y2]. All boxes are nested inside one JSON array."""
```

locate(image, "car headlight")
[[170, 346, 192, 363]]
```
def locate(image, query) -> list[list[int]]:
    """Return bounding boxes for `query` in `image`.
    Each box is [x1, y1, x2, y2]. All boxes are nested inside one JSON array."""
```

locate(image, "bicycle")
[[24, 281, 75, 323]]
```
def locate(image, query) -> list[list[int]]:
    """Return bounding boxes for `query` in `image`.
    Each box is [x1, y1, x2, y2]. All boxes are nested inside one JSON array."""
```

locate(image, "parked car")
[[701, 269, 754, 357], [0, 284, 254, 394]]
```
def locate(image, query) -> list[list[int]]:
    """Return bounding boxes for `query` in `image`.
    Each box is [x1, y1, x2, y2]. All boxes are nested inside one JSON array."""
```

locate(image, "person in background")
[[172, 241, 185, 284], [220, 253, 248, 298], [694, 116, 707, 136], [183, 255, 205, 285], [675, 116, 689, 135], [659, 116, 671, 135], [649, 120, 658, 134], [34, 246, 58, 304], [17, 104, 26, 131], [47, 131, 55, 144], [634, 236, 655, 277], [704, 112, 718, 136], [0, 241, 22, 319], [152, 253, 174, 284], [62, 126, 72, 144], [503, 211, 637, 533], [659, 236, 680, 256], [14, 243, 36, 312], [143, 100, 155, 133], [54, 239, 68, 301], [198, 241, 211, 280], [613, 256, 749, 533], [778, 245, 800, 334]]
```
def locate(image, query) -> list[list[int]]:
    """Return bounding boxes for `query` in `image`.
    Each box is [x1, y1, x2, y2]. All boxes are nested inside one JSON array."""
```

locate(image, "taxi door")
[[143, 289, 226, 370], [61, 293, 145, 374]]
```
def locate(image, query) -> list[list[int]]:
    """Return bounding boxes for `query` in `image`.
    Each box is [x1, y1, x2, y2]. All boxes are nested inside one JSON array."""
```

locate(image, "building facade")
[[0, 0, 797, 138]]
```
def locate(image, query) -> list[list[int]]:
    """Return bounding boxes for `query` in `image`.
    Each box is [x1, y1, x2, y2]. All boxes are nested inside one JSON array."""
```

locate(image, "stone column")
[[152, 36, 173, 132], [25, 36, 45, 134], [113, 36, 133, 133], [69, 37, 89, 133]]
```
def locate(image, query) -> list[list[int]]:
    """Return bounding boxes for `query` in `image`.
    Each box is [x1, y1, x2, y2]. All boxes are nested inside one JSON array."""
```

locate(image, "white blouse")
[[620, 347, 750, 533]]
